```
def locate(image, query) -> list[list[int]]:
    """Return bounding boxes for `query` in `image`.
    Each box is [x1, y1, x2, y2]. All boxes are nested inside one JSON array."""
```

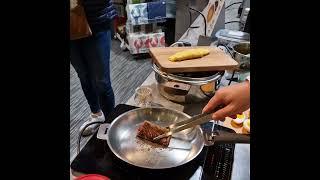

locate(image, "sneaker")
[[79, 113, 105, 136]]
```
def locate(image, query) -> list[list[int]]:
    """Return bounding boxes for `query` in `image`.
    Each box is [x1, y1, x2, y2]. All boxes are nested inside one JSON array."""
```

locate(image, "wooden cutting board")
[[149, 46, 238, 73]]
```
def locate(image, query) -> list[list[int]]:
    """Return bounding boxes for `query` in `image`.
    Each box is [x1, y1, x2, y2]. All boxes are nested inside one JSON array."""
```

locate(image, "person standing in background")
[[70, 0, 117, 136]]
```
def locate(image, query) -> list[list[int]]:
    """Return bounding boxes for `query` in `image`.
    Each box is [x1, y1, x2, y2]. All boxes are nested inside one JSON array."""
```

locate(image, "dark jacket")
[[82, 0, 117, 33]]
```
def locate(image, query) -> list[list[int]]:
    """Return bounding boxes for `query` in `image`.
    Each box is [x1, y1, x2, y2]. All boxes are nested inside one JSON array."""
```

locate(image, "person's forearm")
[[203, 81, 250, 120]]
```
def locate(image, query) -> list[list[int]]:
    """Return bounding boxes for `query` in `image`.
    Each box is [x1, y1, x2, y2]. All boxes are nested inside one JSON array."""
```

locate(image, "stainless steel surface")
[[154, 112, 213, 140], [232, 144, 250, 179], [152, 63, 223, 103], [105, 107, 205, 169]]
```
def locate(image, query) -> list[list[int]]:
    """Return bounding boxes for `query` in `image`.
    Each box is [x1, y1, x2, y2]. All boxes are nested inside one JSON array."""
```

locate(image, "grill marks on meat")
[[137, 121, 171, 147]]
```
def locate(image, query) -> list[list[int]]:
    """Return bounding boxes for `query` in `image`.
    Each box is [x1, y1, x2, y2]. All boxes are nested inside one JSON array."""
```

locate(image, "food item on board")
[[168, 48, 210, 62], [137, 120, 171, 147]]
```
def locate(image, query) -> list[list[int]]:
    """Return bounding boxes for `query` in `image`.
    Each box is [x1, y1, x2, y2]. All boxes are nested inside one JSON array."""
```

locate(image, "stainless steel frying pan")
[[97, 107, 249, 169]]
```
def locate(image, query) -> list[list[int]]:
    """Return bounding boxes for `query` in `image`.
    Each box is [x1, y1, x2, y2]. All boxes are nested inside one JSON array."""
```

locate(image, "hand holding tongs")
[[153, 111, 250, 144], [153, 112, 215, 141]]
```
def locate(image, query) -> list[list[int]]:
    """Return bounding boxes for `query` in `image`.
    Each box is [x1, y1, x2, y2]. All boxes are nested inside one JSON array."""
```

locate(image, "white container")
[[215, 29, 250, 45]]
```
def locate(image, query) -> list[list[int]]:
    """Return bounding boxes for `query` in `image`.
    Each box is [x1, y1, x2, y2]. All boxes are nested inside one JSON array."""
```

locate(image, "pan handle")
[[204, 131, 250, 146], [214, 133, 250, 144], [97, 123, 111, 140]]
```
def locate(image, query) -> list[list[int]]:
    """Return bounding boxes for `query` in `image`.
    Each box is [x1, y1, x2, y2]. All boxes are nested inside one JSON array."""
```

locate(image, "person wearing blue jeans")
[[71, 0, 117, 136]]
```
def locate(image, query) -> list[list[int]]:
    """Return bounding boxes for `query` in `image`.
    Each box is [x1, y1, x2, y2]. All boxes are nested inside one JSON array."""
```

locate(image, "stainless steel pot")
[[152, 63, 223, 103]]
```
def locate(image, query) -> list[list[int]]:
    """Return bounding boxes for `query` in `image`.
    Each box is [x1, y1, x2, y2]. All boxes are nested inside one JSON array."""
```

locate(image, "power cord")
[[225, 21, 243, 25], [228, 70, 236, 85], [188, 6, 207, 37], [225, 2, 243, 10], [77, 121, 105, 155], [217, 44, 237, 86]]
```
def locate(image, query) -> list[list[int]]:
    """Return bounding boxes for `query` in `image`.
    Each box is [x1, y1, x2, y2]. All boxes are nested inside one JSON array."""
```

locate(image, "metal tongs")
[[153, 112, 250, 144], [153, 112, 215, 141]]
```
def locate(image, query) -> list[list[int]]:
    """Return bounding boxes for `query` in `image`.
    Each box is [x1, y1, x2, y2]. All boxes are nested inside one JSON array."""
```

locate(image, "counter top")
[[70, 71, 250, 180]]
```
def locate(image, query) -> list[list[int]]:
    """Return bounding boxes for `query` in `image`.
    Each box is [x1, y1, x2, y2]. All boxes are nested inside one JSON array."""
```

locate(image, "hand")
[[202, 81, 250, 120]]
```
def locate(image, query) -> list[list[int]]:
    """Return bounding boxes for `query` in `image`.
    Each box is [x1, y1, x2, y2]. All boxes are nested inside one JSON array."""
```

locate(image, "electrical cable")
[[225, 2, 243, 10], [225, 21, 243, 25], [188, 6, 207, 37], [228, 70, 236, 85], [217, 44, 237, 86]]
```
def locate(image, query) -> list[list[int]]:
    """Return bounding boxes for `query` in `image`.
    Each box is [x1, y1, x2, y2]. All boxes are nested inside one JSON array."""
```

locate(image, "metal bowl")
[[106, 107, 205, 169]]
